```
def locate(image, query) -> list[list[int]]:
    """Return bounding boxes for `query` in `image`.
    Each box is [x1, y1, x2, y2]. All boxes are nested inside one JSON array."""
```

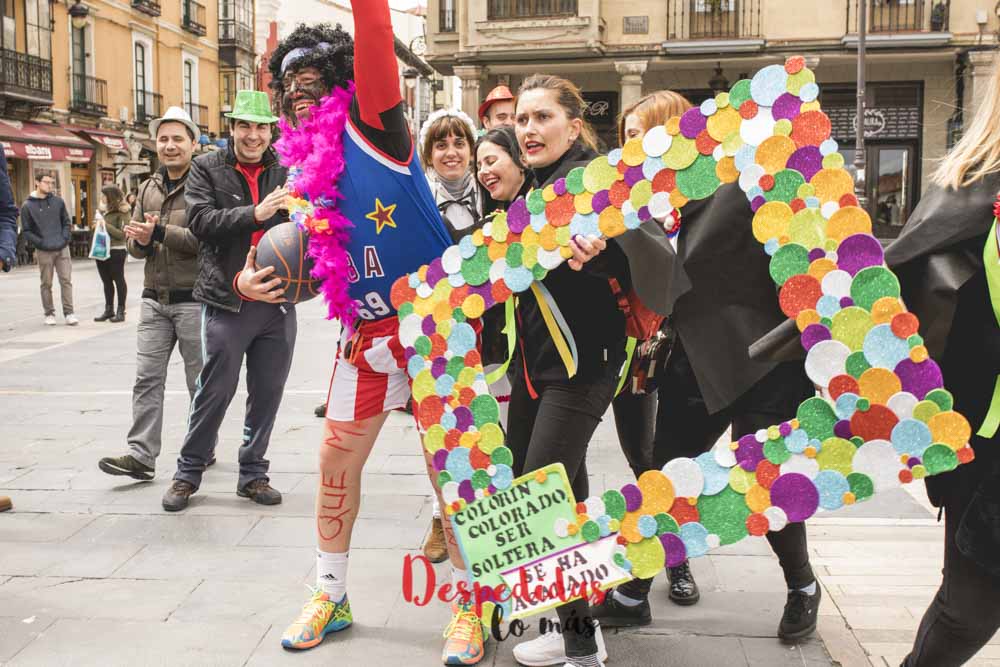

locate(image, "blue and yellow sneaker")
[[442, 599, 486, 665], [281, 589, 352, 650]]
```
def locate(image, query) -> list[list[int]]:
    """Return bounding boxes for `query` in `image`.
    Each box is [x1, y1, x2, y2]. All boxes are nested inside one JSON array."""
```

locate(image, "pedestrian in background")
[[0, 150, 16, 513], [161, 91, 291, 512], [93, 184, 129, 323], [98, 106, 206, 482], [20, 172, 77, 326]]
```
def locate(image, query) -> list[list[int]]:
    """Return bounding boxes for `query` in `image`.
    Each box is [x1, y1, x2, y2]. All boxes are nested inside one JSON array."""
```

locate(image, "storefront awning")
[[0, 119, 94, 162], [71, 127, 129, 155]]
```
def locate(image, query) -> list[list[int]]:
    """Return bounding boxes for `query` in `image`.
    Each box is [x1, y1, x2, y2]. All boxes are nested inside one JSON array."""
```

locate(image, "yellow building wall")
[[47, 0, 222, 135]]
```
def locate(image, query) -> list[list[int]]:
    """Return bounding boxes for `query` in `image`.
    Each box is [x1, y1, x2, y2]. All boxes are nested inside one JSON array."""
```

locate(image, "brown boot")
[[423, 516, 448, 563], [0, 496, 11, 512]]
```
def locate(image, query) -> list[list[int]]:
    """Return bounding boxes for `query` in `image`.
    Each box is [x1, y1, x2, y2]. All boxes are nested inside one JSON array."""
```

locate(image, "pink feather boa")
[[274, 82, 357, 323]]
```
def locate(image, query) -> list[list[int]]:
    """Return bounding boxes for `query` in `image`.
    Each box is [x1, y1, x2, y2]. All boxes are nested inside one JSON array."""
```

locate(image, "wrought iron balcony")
[[0, 49, 53, 106], [134, 89, 163, 125], [847, 0, 950, 33], [487, 0, 577, 20], [131, 0, 161, 17], [70, 73, 107, 116], [185, 102, 209, 133], [183, 0, 207, 36], [219, 19, 253, 51], [667, 0, 762, 41]]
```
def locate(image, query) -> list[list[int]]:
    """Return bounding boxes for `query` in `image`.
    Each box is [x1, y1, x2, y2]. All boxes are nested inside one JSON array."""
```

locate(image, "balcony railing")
[[440, 6, 456, 31], [70, 73, 107, 116], [131, 0, 161, 17], [219, 19, 253, 51], [0, 49, 53, 103], [487, 0, 577, 20], [183, 0, 207, 36], [667, 0, 762, 40], [134, 89, 162, 125], [185, 102, 209, 133], [847, 0, 950, 33]]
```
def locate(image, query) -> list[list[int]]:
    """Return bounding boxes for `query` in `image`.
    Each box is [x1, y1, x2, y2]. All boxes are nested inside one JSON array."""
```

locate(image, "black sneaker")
[[778, 585, 821, 642], [591, 588, 652, 628], [667, 561, 700, 606], [98, 454, 154, 481], [314, 403, 327, 418], [162, 480, 197, 512], [238, 479, 282, 505]]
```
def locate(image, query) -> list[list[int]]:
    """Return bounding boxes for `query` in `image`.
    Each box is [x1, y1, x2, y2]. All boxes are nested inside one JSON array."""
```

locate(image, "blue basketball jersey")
[[338, 121, 453, 320]]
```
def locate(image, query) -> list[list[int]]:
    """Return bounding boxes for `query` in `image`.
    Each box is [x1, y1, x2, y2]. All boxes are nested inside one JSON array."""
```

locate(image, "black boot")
[[110, 307, 125, 323], [94, 305, 114, 322]]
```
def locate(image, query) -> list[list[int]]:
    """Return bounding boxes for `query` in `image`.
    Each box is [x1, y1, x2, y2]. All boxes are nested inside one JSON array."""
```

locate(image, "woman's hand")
[[567, 235, 607, 271], [236, 246, 286, 303]]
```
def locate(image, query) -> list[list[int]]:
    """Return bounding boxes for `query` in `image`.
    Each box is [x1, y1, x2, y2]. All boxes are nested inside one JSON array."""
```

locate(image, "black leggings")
[[619, 340, 815, 600], [507, 366, 620, 659], [96, 249, 127, 310], [612, 389, 657, 478]]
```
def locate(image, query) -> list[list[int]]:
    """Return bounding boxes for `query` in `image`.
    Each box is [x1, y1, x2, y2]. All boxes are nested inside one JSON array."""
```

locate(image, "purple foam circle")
[[507, 199, 530, 233], [769, 472, 820, 522], [431, 357, 448, 378], [679, 108, 707, 139], [808, 247, 826, 262], [621, 483, 643, 512], [421, 316, 437, 336], [433, 448, 449, 471], [894, 358, 944, 399], [592, 190, 611, 213], [660, 532, 688, 568], [801, 323, 831, 351], [426, 257, 446, 286], [736, 434, 765, 472], [459, 479, 476, 503], [624, 165, 645, 187], [786, 146, 823, 182], [453, 406, 474, 432], [834, 419, 853, 439], [837, 234, 885, 276], [772, 93, 803, 121], [553, 178, 568, 196]]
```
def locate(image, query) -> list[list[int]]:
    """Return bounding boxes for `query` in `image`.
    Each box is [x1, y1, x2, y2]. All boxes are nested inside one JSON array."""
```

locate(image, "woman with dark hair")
[[95, 184, 129, 322], [509, 73, 672, 667], [420, 109, 481, 241], [475, 125, 529, 214]]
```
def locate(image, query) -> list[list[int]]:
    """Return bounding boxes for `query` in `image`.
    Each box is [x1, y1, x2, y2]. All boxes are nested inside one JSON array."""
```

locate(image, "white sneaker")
[[44, 315, 56, 326], [65, 314, 79, 326], [560, 663, 606, 667], [512, 621, 607, 667]]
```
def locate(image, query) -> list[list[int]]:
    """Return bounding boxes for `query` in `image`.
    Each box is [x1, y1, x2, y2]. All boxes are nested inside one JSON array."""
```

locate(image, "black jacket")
[[20, 193, 70, 252], [666, 184, 791, 414], [186, 144, 289, 312], [885, 175, 1000, 504], [516, 142, 631, 383]]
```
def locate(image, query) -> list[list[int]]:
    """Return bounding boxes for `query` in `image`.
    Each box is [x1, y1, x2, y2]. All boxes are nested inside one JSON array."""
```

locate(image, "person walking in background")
[[98, 106, 206, 482], [160, 91, 291, 512], [0, 150, 16, 513], [20, 173, 77, 326], [125, 191, 137, 214], [93, 184, 129, 323]]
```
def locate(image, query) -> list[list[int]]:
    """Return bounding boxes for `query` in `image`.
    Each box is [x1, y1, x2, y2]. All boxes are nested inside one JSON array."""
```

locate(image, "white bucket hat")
[[149, 106, 200, 140]]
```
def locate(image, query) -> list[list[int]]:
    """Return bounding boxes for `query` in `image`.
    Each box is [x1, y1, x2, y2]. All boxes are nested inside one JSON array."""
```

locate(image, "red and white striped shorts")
[[324, 318, 410, 422]]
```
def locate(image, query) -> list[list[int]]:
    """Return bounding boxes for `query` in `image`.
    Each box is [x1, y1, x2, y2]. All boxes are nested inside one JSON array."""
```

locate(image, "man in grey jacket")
[[20, 172, 77, 325], [98, 107, 207, 481]]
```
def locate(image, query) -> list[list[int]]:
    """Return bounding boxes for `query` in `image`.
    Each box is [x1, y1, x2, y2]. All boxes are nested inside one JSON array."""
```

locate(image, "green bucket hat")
[[224, 90, 279, 124]]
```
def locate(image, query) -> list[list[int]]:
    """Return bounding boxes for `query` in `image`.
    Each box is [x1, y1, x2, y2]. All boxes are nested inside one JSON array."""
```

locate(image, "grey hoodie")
[[21, 192, 71, 252]]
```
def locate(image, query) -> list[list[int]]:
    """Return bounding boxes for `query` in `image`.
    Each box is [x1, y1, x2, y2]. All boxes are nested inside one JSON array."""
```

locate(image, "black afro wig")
[[268, 23, 354, 105]]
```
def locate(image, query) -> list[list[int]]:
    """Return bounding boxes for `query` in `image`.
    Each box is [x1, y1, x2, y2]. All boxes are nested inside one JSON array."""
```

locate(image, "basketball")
[[255, 222, 323, 304]]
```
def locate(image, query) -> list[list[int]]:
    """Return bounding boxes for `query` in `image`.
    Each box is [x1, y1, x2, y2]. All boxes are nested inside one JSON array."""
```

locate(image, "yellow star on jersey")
[[365, 197, 398, 235]]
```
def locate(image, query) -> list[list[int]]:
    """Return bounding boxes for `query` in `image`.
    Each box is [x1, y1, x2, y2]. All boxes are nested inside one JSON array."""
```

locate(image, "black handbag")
[[628, 317, 677, 395]]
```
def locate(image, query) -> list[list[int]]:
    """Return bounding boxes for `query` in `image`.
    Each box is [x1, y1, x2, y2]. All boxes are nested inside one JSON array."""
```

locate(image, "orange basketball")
[[255, 222, 323, 304]]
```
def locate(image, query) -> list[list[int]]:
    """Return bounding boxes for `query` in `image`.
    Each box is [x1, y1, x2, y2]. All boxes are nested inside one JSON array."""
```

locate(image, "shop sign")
[[828, 105, 920, 141], [582, 92, 616, 127], [25, 144, 53, 160]]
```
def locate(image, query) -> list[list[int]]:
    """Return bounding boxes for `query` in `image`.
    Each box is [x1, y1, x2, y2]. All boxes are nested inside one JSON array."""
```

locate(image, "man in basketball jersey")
[[160, 90, 292, 512], [268, 8, 488, 664]]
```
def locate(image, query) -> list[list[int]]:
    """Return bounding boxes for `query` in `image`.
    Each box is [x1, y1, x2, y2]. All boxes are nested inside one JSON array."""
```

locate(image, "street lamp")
[[68, 0, 89, 30], [708, 62, 729, 95], [853, 0, 868, 208], [402, 67, 419, 90]]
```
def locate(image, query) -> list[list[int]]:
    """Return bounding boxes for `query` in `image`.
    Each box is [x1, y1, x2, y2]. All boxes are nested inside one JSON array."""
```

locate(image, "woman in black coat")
[[886, 66, 1000, 663]]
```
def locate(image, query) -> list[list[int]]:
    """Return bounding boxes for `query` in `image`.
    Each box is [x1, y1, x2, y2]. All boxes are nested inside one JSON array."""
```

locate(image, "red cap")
[[478, 85, 515, 121]]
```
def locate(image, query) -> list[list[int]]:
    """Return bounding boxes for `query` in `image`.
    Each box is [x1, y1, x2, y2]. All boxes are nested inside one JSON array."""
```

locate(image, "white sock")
[[432, 495, 441, 520], [317, 550, 349, 601], [451, 566, 470, 604], [795, 581, 817, 596], [613, 590, 644, 607]]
